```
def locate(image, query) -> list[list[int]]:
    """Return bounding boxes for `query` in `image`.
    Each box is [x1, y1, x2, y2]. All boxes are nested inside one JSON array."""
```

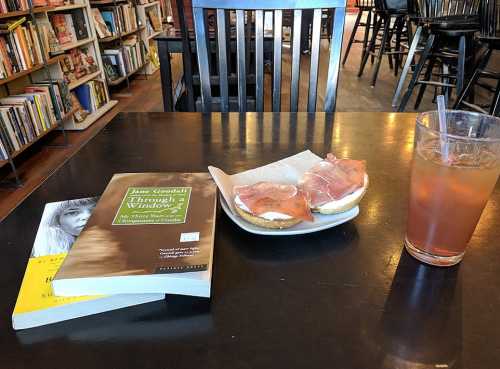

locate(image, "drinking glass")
[[405, 111, 500, 266]]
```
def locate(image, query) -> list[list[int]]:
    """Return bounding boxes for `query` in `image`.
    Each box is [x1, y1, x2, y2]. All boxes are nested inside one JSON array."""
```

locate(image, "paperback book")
[[12, 197, 164, 330], [52, 173, 217, 298]]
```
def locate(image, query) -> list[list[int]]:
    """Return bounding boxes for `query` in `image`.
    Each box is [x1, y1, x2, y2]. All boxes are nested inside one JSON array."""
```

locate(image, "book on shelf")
[[73, 79, 107, 116], [59, 46, 99, 85], [146, 6, 161, 33], [52, 172, 217, 297], [102, 36, 143, 81], [37, 16, 61, 55], [96, 4, 139, 37], [0, 19, 44, 78], [0, 0, 29, 13], [11, 197, 165, 330], [50, 9, 89, 47], [91, 8, 112, 39]]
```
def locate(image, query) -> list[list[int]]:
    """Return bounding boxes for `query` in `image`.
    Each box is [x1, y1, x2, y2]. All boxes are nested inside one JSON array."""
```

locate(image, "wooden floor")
[[0, 13, 495, 221]]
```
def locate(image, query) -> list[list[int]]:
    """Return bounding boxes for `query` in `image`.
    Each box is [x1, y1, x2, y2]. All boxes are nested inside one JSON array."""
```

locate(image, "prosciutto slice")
[[300, 154, 366, 208], [234, 182, 313, 221]]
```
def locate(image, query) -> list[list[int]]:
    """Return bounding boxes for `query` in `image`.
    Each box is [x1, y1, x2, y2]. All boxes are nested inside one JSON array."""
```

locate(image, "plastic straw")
[[436, 95, 449, 162]]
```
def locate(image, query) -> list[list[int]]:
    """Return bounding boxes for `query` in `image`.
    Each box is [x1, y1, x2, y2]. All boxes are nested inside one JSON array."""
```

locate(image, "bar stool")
[[396, 0, 480, 111], [342, 0, 375, 65], [357, 0, 408, 87], [454, 0, 500, 116]]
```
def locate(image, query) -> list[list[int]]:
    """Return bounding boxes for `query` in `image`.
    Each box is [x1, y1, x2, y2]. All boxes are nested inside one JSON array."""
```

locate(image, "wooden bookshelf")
[[107, 62, 145, 86], [47, 3, 87, 12], [68, 70, 102, 90], [0, 6, 53, 19], [0, 55, 64, 86], [62, 99, 116, 130], [57, 37, 96, 52], [0, 108, 76, 168], [98, 25, 145, 43]]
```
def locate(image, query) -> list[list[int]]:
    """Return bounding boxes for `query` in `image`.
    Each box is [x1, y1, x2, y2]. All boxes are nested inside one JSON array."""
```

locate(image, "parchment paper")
[[208, 150, 323, 214]]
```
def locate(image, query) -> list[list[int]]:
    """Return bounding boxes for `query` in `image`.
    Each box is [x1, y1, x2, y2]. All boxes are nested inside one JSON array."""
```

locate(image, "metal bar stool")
[[342, 0, 376, 65], [357, 0, 409, 87], [454, 0, 500, 116], [396, 0, 481, 111]]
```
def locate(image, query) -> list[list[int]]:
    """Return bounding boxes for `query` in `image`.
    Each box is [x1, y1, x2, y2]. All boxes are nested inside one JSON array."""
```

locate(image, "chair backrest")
[[415, 0, 480, 17], [192, 0, 347, 113], [480, 0, 500, 37], [356, 0, 375, 8]]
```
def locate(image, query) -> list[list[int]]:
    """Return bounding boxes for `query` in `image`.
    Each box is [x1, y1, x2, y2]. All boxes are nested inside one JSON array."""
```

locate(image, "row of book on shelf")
[[92, 3, 138, 39], [102, 35, 144, 82], [1, 0, 72, 13], [0, 18, 46, 78], [50, 8, 89, 47], [0, 78, 107, 159], [12, 173, 217, 330]]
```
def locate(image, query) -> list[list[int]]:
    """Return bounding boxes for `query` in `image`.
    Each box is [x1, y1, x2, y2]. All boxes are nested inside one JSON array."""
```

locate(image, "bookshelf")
[[91, 0, 148, 89], [0, 1, 118, 185], [136, 1, 162, 75]]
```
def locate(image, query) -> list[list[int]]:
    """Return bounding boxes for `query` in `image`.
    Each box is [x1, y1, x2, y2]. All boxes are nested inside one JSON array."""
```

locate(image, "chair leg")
[[394, 17, 404, 76], [414, 56, 436, 110], [361, 9, 372, 61], [491, 78, 500, 117], [371, 13, 377, 64], [392, 26, 422, 108], [371, 16, 391, 87], [453, 48, 492, 110], [456, 35, 466, 96], [398, 33, 435, 112], [358, 15, 382, 77], [342, 9, 363, 66], [442, 63, 450, 105]]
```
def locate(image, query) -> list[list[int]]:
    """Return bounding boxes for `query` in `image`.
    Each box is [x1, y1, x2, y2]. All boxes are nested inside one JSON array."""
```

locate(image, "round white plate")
[[219, 195, 359, 236]]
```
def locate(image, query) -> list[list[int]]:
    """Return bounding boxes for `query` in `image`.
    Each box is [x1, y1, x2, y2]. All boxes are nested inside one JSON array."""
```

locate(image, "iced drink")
[[405, 111, 500, 266]]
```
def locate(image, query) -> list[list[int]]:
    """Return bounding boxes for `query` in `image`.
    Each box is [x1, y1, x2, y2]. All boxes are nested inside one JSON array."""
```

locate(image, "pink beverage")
[[405, 111, 500, 266]]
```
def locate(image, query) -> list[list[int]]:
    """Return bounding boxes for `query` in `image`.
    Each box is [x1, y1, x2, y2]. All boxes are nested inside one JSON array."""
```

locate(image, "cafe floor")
[[0, 13, 492, 220]]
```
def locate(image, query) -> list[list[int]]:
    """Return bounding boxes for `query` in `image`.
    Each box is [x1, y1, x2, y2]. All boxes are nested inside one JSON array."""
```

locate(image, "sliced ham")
[[234, 182, 313, 221], [300, 154, 366, 208]]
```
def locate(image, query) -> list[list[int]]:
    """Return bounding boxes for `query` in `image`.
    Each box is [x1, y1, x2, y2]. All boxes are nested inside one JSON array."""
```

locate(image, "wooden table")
[[2, 112, 499, 369]]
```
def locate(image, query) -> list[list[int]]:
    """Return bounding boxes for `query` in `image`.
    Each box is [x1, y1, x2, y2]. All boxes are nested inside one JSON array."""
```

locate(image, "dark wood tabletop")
[[1, 112, 499, 369]]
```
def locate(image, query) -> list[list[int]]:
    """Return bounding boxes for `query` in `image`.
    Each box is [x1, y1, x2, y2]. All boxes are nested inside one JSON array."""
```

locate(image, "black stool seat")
[[428, 16, 479, 31]]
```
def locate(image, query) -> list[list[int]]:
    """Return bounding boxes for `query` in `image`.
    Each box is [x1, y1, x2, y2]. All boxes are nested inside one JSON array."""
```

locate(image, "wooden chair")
[[453, 0, 500, 116], [191, 0, 347, 113]]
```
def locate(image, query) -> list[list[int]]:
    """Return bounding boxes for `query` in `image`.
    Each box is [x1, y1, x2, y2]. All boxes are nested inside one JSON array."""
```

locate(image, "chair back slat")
[[290, 9, 302, 112], [190, 0, 346, 112], [480, 0, 500, 37], [272, 9, 283, 112], [193, 7, 212, 112], [236, 9, 247, 112], [255, 10, 264, 112], [324, 7, 345, 112], [307, 8, 322, 112], [216, 9, 229, 112]]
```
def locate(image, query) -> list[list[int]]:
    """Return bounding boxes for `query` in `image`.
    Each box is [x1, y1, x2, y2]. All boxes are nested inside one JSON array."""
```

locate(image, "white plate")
[[219, 195, 359, 236]]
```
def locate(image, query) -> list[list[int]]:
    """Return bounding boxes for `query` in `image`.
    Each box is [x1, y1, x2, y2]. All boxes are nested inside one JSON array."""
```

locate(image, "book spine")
[[0, 110, 19, 151]]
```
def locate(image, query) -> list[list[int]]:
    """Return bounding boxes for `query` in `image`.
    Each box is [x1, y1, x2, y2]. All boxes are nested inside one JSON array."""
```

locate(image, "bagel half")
[[311, 174, 369, 215], [234, 203, 302, 229]]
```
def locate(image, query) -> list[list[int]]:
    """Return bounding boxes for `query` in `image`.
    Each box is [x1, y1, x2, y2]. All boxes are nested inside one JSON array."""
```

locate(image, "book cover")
[[52, 173, 217, 297], [70, 9, 88, 41], [92, 8, 112, 38], [51, 14, 73, 45], [12, 197, 164, 330], [74, 83, 91, 112], [100, 11, 116, 35]]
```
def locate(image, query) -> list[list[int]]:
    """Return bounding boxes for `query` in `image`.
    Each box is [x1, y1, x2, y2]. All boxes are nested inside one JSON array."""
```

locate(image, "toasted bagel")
[[312, 174, 369, 215], [234, 203, 302, 229]]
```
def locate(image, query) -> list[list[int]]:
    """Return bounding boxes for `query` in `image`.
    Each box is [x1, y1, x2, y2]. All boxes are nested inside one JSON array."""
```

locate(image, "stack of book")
[[92, 4, 138, 38], [0, 19, 45, 78], [0, 0, 29, 13], [50, 9, 89, 47], [0, 81, 69, 160], [12, 173, 217, 330], [73, 79, 107, 114], [102, 35, 143, 81]]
